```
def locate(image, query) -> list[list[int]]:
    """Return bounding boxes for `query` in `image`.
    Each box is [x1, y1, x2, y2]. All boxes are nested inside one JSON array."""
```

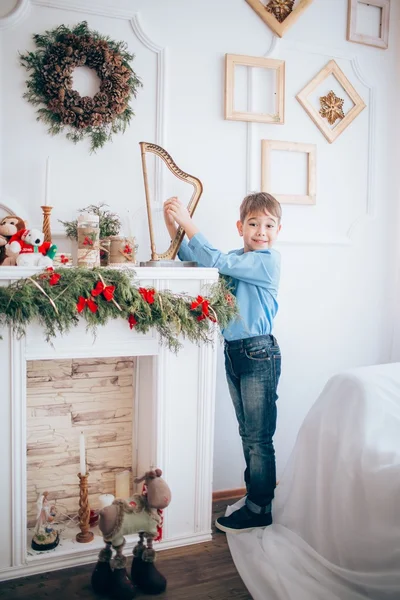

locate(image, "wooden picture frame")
[[261, 140, 316, 205], [224, 54, 285, 124], [347, 0, 390, 49], [296, 59, 366, 144], [245, 0, 314, 38]]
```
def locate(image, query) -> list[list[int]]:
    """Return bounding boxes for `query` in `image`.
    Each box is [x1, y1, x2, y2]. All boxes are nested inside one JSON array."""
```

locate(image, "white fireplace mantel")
[[0, 266, 219, 581]]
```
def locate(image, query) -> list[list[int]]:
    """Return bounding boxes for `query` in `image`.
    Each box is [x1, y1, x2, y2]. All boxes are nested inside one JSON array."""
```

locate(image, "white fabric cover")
[[227, 363, 400, 600]]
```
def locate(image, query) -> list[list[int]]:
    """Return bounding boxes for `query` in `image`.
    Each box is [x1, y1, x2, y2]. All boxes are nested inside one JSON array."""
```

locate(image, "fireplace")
[[0, 266, 219, 580], [26, 356, 137, 528]]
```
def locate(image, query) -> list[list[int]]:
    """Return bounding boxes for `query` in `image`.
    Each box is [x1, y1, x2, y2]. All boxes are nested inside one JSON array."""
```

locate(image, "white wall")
[[1, 0, 399, 491]]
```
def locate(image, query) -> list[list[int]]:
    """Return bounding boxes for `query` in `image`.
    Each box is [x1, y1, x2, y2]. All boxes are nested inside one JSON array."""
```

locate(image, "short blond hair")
[[239, 192, 282, 223]]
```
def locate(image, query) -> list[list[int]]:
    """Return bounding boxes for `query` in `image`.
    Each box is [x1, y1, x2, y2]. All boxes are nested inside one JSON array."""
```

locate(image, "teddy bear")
[[0, 215, 26, 266], [6, 228, 57, 267], [91, 468, 171, 599]]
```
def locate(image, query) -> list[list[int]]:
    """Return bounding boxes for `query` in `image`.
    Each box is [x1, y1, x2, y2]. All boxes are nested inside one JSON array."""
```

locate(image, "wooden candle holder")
[[76, 473, 94, 543], [41, 205, 53, 243]]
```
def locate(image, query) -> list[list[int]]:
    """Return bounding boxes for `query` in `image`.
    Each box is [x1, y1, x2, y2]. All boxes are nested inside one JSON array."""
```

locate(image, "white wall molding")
[[1, 1, 167, 223], [31, 0, 139, 21], [245, 39, 376, 246], [0, 0, 30, 30], [283, 41, 376, 239], [10, 335, 27, 567], [130, 15, 167, 204]]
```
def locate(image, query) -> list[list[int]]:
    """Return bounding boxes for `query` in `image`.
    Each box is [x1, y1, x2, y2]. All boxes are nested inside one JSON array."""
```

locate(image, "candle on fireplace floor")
[[115, 470, 130, 499]]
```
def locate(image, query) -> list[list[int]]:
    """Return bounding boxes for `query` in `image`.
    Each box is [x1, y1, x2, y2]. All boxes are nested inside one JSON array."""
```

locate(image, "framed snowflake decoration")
[[245, 0, 314, 38], [296, 60, 366, 144]]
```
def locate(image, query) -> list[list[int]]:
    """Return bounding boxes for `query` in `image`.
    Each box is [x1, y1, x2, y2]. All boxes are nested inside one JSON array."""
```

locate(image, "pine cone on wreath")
[[47, 98, 63, 112], [81, 96, 95, 111], [93, 92, 109, 107], [49, 42, 68, 59], [86, 49, 104, 69], [100, 80, 113, 93], [90, 113, 104, 126], [62, 110, 76, 125]]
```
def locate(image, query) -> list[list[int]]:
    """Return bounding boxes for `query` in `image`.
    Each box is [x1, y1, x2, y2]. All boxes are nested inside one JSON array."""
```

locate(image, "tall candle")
[[44, 156, 50, 206], [79, 431, 86, 475], [115, 470, 130, 499]]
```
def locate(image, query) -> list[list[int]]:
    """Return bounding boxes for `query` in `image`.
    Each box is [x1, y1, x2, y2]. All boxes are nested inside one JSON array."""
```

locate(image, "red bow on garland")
[[39, 267, 61, 286], [128, 314, 137, 329], [190, 295, 216, 322], [139, 287, 155, 304], [91, 280, 115, 302], [76, 296, 98, 314]]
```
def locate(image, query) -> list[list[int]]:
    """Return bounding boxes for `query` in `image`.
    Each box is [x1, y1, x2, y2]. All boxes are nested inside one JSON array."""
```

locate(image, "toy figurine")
[[91, 468, 171, 599], [0, 215, 26, 266], [6, 227, 57, 267], [31, 491, 59, 551]]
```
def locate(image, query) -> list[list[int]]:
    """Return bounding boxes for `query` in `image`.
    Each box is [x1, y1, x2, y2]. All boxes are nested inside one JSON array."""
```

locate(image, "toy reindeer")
[[91, 469, 171, 599]]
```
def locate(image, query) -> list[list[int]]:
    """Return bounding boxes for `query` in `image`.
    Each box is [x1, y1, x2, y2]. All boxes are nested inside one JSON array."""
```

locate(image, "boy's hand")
[[163, 198, 178, 239], [163, 199, 176, 227], [164, 197, 192, 228]]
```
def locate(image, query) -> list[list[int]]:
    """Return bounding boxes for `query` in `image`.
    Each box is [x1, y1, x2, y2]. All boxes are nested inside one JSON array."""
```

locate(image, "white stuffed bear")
[[7, 228, 56, 267]]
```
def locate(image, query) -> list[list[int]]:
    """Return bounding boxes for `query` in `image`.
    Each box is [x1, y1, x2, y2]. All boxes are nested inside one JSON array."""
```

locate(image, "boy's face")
[[236, 210, 281, 253]]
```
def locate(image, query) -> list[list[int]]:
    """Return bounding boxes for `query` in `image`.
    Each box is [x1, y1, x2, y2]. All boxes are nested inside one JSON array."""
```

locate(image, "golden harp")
[[139, 142, 203, 266]]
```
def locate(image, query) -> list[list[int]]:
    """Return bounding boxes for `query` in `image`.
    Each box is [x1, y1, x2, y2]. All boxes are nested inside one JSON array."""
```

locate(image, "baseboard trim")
[[212, 488, 246, 502]]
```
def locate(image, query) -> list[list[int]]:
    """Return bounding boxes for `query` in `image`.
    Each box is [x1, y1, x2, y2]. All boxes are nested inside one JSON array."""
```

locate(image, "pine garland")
[[0, 268, 237, 352]]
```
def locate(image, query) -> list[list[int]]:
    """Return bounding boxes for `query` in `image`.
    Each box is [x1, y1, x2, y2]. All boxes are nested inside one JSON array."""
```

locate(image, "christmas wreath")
[[20, 22, 142, 152], [0, 268, 237, 352]]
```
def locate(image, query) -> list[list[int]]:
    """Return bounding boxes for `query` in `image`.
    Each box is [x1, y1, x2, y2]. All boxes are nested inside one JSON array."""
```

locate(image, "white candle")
[[98, 494, 115, 509], [44, 156, 50, 206], [115, 470, 130, 499], [79, 431, 86, 475]]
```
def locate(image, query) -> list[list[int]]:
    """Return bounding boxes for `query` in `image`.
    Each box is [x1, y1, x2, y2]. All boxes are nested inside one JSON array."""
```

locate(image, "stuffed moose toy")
[[91, 469, 171, 599]]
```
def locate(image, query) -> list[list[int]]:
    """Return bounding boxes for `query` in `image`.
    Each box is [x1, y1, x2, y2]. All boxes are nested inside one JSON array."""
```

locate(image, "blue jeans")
[[224, 334, 281, 513]]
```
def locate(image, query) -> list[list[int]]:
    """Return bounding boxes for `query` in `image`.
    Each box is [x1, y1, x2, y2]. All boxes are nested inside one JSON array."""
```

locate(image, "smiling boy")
[[164, 192, 282, 532]]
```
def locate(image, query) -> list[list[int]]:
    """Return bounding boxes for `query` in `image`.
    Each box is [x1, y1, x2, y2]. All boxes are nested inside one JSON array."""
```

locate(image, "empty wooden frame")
[[347, 0, 390, 49], [225, 54, 285, 124], [245, 0, 314, 38], [296, 59, 366, 144], [261, 140, 316, 205]]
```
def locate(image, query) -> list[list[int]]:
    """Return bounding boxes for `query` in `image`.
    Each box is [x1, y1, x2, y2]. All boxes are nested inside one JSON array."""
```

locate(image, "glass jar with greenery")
[[59, 204, 121, 267]]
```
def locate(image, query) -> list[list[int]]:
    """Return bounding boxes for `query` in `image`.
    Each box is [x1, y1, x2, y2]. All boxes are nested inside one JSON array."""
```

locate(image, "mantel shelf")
[[0, 265, 219, 282]]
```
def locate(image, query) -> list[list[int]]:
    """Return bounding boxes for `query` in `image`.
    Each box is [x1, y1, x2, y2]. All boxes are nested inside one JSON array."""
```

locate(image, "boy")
[[164, 192, 282, 533]]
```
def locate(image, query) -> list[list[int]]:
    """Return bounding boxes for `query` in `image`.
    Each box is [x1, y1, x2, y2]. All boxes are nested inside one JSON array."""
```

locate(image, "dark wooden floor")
[[0, 498, 251, 600]]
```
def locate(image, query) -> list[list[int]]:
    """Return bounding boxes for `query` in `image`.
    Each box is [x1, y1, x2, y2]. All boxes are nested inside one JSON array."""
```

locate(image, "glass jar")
[[109, 236, 137, 265], [77, 213, 100, 268]]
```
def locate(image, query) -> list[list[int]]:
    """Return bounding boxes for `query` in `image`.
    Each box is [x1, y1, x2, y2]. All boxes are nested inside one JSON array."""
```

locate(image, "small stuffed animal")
[[92, 468, 171, 598], [7, 228, 57, 267], [0, 215, 26, 266]]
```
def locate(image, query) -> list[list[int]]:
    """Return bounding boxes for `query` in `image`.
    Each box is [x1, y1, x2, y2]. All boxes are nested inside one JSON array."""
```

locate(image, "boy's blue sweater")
[[178, 232, 280, 341]]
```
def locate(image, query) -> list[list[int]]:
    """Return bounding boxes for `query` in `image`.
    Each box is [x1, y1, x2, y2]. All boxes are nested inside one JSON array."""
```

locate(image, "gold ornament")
[[319, 90, 345, 125], [265, 0, 295, 23]]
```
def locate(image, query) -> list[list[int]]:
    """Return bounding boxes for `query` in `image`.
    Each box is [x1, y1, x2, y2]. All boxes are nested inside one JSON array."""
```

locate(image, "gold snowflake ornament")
[[265, 0, 295, 23], [319, 91, 345, 125]]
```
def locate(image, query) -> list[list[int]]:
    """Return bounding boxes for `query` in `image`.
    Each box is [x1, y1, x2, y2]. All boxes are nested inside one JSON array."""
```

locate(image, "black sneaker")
[[215, 505, 272, 534]]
